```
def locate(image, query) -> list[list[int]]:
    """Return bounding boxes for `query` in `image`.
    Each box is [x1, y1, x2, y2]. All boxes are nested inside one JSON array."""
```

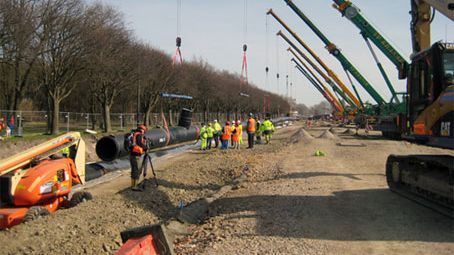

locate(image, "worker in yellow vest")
[[213, 120, 222, 148], [206, 123, 215, 149], [261, 117, 275, 144], [237, 120, 244, 145], [200, 123, 208, 150]]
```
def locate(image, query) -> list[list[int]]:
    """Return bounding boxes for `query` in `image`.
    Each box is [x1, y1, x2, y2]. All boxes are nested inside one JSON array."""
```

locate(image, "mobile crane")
[[385, 0, 454, 217], [268, 9, 363, 111], [0, 132, 91, 229], [283, 0, 411, 137], [284, 0, 386, 106]]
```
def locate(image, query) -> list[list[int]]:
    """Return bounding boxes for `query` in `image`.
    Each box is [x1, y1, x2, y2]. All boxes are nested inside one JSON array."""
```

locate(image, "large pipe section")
[[96, 108, 199, 162], [96, 126, 199, 162]]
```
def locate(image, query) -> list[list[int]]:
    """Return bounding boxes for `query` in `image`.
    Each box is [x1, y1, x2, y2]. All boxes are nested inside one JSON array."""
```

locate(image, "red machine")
[[116, 224, 174, 255], [0, 132, 91, 229]]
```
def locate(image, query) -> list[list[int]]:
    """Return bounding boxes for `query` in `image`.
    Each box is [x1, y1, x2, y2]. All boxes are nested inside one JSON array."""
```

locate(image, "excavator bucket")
[[115, 224, 174, 255]]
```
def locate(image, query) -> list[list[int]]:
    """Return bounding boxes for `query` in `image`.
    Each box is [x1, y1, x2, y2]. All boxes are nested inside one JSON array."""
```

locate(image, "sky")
[[86, 0, 453, 106]]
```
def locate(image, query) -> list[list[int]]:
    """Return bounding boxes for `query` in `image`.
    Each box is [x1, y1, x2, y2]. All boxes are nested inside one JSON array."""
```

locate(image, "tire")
[[23, 206, 49, 223], [69, 191, 93, 207]]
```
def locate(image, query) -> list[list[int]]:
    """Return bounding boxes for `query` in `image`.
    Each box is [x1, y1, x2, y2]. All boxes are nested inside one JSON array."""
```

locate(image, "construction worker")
[[255, 118, 262, 144], [213, 120, 222, 148], [246, 113, 256, 149], [231, 121, 241, 149], [129, 124, 149, 191], [237, 120, 244, 145], [206, 123, 214, 149], [261, 117, 275, 144], [200, 123, 208, 150], [221, 121, 232, 150], [230, 123, 236, 148]]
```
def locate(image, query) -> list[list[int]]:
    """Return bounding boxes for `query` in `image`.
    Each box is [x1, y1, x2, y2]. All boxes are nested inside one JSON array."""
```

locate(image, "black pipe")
[[96, 126, 199, 162]]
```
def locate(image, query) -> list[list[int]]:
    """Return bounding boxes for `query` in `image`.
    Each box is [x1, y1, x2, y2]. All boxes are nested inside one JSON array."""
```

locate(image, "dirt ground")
[[0, 122, 453, 255]]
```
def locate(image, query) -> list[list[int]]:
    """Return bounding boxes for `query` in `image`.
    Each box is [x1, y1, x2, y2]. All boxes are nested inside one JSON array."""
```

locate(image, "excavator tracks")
[[386, 154, 454, 218]]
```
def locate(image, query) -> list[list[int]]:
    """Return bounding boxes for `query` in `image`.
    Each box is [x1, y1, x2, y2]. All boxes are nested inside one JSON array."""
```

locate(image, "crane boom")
[[277, 30, 358, 109], [292, 59, 342, 112], [284, 0, 386, 105], [332, 0, 409, 79], [268, 9, 362, 109], [288, 48, 344, 112]]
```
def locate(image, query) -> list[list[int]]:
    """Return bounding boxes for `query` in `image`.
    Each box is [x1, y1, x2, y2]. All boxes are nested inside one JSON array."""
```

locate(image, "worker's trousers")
[[207, 137, 213, 149], [129, 154, 142, 179], [247, 132, 254, 148], [213, 134, 220, 148], [201, 138, 207, 150]]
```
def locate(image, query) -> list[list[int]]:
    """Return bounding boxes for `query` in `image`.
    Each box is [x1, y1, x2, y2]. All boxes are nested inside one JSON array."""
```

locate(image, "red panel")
[[115, 235, 160, 255]]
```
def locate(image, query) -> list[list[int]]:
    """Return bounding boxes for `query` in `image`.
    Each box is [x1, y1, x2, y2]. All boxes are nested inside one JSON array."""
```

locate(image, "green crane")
[[332, 0, 410, 103], [284, 0, 386, 105]]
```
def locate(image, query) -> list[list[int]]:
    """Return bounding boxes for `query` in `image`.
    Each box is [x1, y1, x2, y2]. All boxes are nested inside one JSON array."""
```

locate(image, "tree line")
[[0, 0, 290, 134]]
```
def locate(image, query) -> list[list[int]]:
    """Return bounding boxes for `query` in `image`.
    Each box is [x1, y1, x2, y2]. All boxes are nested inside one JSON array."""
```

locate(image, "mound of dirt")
[[342, 128, 357, 135], [318, 130, 336, 139], [301, 129, 314, 140]]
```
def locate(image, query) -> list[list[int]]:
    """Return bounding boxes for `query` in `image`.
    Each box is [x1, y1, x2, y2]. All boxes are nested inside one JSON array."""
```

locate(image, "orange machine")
[[116, 224, 174, 255], [0, 132, 91, 229]]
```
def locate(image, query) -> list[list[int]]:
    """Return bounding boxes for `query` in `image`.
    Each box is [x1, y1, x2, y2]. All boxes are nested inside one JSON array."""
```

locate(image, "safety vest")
[[207, 127, 214, 138], [237, 124, 243, 136], [131, 130, 145, 155], [214, 122, 222, 132], [247, 118, 256, 133], [200, 127, 208, 139], [262, 120, 274, 131], [222, 125, 232, 141], [232, 125, 240, 142]]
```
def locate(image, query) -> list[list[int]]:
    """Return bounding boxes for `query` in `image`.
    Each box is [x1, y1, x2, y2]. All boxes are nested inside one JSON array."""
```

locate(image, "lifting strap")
[[172, 37, 183, 65]]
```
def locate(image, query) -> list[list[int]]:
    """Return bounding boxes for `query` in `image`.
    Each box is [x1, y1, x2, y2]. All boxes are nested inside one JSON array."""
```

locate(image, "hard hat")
[[226, 121, 230, 125], [249, 113, 253, 117], [214, 119, 218, 122], [138, 124, 147, 132], [208, 123, 212, 126], [236, 120, 240, 125]]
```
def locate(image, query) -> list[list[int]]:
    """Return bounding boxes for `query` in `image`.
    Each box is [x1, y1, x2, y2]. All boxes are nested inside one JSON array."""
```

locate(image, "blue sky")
[[87, 0, 453, 106]]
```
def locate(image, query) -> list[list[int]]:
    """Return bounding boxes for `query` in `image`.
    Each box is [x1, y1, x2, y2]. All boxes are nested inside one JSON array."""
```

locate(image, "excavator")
[[385, 0, 454, 217], [331, 0, 453, 217], [0, 132, 92, 229]]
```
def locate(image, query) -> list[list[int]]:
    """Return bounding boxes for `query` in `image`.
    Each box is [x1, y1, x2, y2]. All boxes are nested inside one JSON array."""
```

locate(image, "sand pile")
[[342, 128, 357, 135], [318, 130, 336, 139]]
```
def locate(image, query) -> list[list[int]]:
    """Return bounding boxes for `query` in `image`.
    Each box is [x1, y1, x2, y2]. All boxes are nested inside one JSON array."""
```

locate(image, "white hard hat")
[[214, 119, 218, 122]]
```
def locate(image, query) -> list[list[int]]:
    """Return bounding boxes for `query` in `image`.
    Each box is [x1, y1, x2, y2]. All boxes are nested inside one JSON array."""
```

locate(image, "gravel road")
[[0, 122, 453, 255]]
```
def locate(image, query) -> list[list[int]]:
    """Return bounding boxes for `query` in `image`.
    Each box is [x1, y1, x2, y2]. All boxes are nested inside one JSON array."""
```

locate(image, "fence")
[[0, 110, 276, 136]]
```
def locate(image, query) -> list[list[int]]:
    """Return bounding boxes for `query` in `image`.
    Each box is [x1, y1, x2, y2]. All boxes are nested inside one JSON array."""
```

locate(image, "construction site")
[[0, 0, 453, 254]]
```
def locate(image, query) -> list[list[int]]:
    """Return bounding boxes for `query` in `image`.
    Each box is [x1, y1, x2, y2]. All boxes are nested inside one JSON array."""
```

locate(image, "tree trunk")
[[169, 109, 173, 126], [103, 103, 112, 132], [51, 97, 60, 135]]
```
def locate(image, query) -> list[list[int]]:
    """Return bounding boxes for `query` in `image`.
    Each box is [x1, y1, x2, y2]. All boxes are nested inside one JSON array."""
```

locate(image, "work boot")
[[131, 179, 143, 191]]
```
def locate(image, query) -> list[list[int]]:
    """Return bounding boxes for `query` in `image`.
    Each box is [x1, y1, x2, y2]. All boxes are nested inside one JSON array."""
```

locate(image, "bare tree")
[[36, 0, 89, 134], [0, 0, 42, 111], [84, 3, 135, 132]]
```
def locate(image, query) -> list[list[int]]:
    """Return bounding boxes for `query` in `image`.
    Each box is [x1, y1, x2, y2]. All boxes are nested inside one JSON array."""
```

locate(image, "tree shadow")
[[209, 189, 454, 242]]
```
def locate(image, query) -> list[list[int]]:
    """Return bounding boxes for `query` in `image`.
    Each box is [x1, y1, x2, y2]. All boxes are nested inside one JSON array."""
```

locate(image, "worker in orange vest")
[[128, 124, 149, 191], [246, 113, 256, 149], [221, 121, 232, 150], [231, 121, 241, 149]]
